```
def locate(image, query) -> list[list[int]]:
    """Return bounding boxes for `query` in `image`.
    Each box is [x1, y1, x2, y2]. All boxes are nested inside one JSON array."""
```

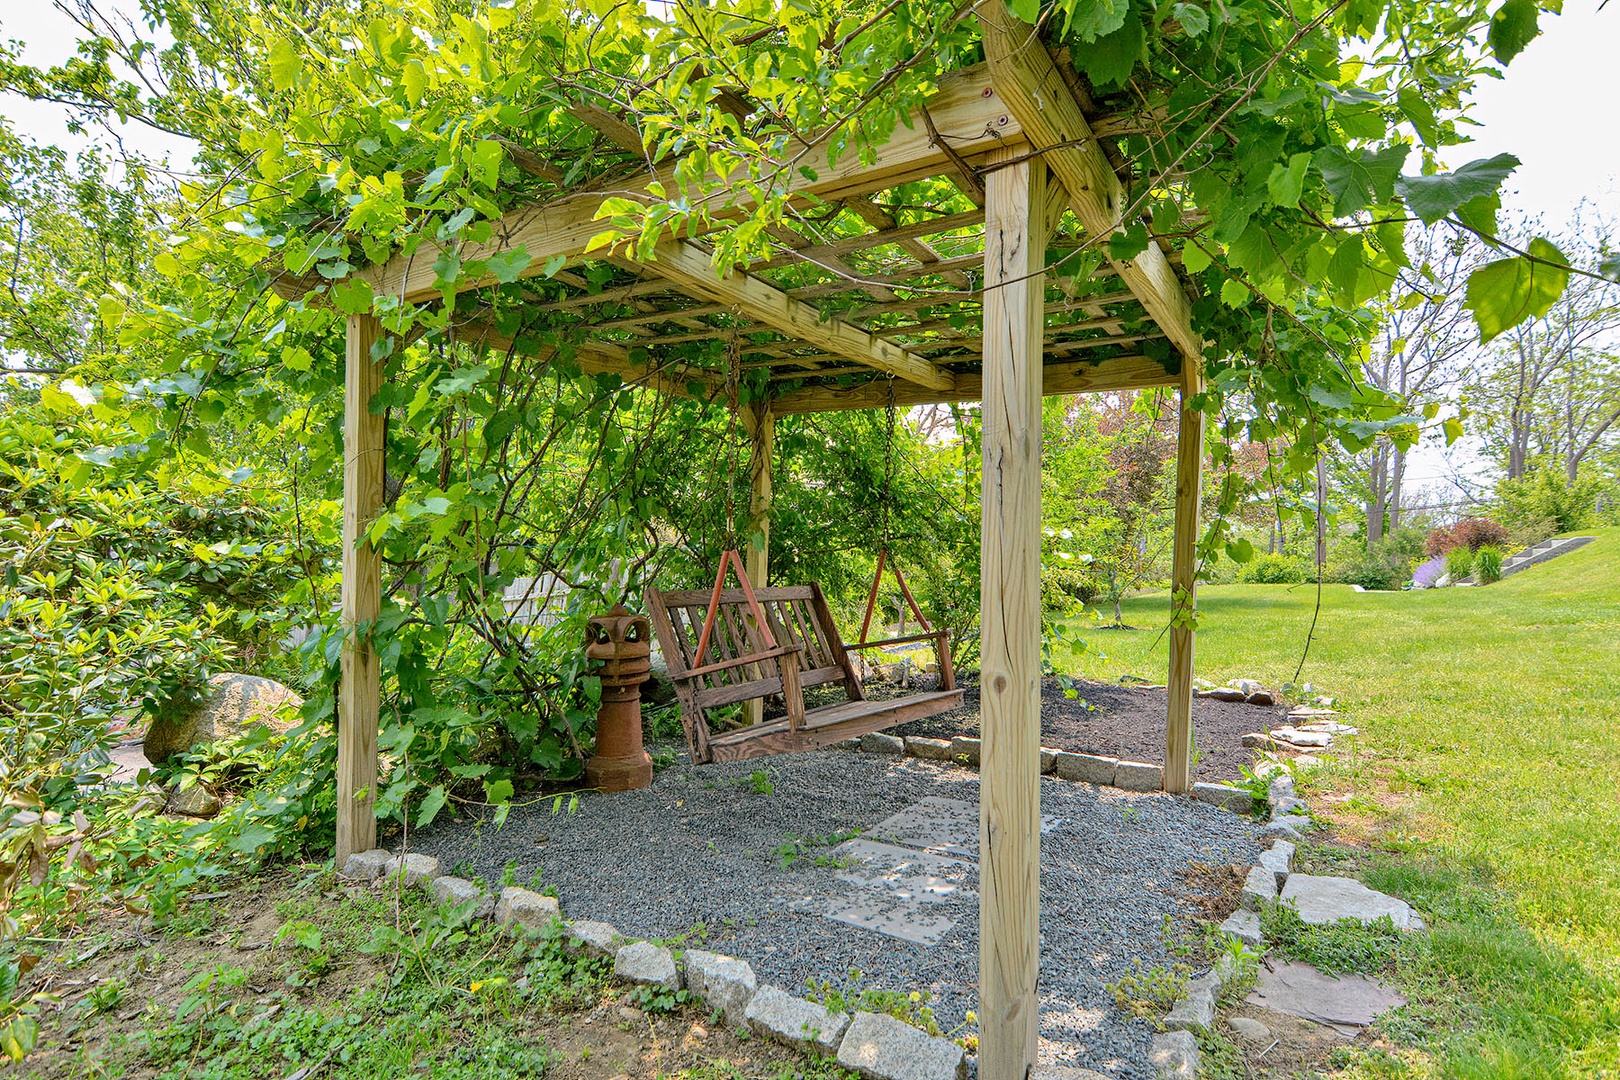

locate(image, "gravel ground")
[[414, 750, 1262, 1078]]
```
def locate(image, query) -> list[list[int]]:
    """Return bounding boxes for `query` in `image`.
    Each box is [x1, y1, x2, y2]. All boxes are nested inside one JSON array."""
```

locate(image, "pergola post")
[[1164, 374, 1205, 794], [337, 313, 385, 864], [978, 148, 1047, 1080], [743, 399, 775, 727]]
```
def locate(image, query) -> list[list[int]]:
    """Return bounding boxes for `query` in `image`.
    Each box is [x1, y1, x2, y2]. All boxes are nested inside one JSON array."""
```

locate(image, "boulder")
[[1242, 864, 1278, 910], [1233, 679, 1264, 697], [164, 784, 221, 819], [836, 1011, 966, 1080], [1148, 1030, 1199, 1080], [1192, 782, 1253, 814], [903, 737, 955, 762], [382, 853, 440, 888], [1247, 690, 1275, 706], [1258, 839, 1295, 889], [430, 876, 495, 918], [615, 941, 680, 990], [339, 848, 392, 882], [745, 986, 849, 1052], [495, 886, 561, 932], [563, 920, 622, 958], [1113, 760, 1164, 792], [1219, 908, 1263, 948], [1053, 752, 1117, 786], [144, 672, 303, 763], [948, 736, 981, 766], [861, 733, 905, 755], [1206, 687, 1248, 703], [683, 949, 757, 1025], [1227, 1017, 1270, 1041]]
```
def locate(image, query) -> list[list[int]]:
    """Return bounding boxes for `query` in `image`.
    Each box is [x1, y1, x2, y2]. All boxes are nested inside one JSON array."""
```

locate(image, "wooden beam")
[[649, 240, 954, 391], [770, 354, 1176, 414], [978, 0, 1203, 365], [1165, 366, 1205, 795], [978, 147, 1045, 1080], [457, 322, 725, 403], [337, 314, 385, 865], [354, 64, 1023, 306], [743, 399, 775, 728]]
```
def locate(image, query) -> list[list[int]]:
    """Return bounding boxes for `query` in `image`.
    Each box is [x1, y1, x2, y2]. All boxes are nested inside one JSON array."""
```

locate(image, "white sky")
[[3, 2, 1616, 503]]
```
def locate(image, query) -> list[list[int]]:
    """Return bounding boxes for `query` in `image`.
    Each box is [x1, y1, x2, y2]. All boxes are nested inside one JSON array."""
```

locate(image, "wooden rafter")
[[768, 355, 1177, 414], [350, 63, 1026, 307], [977, 0, 1203, 364], [648, 240, 954, 391]]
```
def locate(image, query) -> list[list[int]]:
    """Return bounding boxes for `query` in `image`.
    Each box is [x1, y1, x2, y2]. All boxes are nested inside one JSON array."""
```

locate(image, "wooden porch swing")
[[645, 376, 961, 764]]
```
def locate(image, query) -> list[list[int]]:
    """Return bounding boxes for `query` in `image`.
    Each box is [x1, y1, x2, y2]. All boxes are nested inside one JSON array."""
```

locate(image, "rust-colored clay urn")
[[583, 605, 654, 792]]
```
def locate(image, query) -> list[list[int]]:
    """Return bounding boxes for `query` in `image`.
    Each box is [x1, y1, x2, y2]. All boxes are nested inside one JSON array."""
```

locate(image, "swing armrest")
[[845, 630, 945, 652], [677, 643, 804, 683]]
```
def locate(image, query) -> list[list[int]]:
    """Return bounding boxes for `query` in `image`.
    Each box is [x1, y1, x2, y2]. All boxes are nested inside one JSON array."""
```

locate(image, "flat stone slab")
[[868, 797, 1059, 860], [1242, 864, 1278, 909], [823, 894, 958, 946], [1148, 1030, 1198, 1079], [837, 1010, 966, 1080], [1246, 960, 1406, 1035], [1192, 782, 1254, 814], [1280, 874, 1420, 930], [1164, 986, 1214, 1031], [746, 985, 849, 1051], [1113, 760, 1163, 792], [948, 736, 981, 765], [1053, 752, 1117, 785], [1270, 727, 1332, 748], [833, 839, 975, 902], [904, 737, 955, 761]]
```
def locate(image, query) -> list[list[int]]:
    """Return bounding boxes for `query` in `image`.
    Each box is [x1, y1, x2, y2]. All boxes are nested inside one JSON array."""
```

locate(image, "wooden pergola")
[[319, 7, 1207, 1078]]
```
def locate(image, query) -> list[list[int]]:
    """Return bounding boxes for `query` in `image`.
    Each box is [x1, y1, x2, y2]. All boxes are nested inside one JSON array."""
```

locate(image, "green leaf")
[[1397, 154, 1520, 226], [470, 139, 505, 189], [331, 277, 374, 315], [1308, 383, 1353, 410], [401, 59, 428, 105], [1063, 0, 1133, 41], [1170, 2, 1210, 37], [1266, 152, 1312, 208], [1009, 0, 1041, 21], [268, 39, 303, 92], [484, 778, 514, 804], [1443, 415, 1465, 445], [1107, 222, 1150, 262], [1182, 243, 1212, 273], [416, 784, 447, 827], [1225, 538, 1256, 563], [1220, 277, 1251, 307], [486, 248, 532, 284], [1489, 0, 1541, 63], [1074, 4, 1143, 88], [1465, 237, 1570, 341], [1315, 144, 1409, 217]]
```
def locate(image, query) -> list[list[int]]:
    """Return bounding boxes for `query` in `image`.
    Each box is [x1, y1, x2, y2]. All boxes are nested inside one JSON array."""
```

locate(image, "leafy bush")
[[1495, 470, 1601, 535], [1329, 538, 1417, 591], [1237, 552, 1309, 584], [1425, 517, 1510, 556], [1473, 545, 1504, 584], [1444, 544, 1474, 580], [1041, 562, 1100, 611]]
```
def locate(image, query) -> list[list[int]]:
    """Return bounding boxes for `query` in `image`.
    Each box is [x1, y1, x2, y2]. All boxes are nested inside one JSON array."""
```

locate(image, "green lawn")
[[1065, 529, 1620, 1075]]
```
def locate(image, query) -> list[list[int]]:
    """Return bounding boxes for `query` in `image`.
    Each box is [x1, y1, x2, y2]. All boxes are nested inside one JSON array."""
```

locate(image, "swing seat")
[[645, 582, 962, 764]]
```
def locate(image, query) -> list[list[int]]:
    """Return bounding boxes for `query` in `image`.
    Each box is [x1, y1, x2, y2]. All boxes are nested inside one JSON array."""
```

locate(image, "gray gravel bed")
[[413, 750, 1262, 1078]]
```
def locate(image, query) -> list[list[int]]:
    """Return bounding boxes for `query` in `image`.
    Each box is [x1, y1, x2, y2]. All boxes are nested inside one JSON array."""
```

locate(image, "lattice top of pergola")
[[281, 9, 1207, 414]]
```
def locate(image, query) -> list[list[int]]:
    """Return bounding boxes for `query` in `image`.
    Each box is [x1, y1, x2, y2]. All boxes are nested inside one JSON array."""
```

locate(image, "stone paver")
[[1247, 960, 1406, 1035], [745, 986, 849, 1051], [1220, 908, 1263, 948], [837, 1010, 967, 1080], [1113, 760, 1163, 792], [1242, 864, 1278, 909], [1280, 874, 1421, 930]]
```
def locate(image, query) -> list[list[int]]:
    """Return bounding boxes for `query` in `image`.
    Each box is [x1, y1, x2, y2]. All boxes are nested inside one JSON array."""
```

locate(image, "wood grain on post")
[[978, 147, 1047, 1080], [1165, 375, 1206, 794], [744, 401, 775, 727], [337, 313, 385, 865]]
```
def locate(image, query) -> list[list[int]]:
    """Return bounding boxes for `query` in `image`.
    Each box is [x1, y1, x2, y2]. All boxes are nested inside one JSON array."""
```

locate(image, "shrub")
[[1444, 545, 1474, 581], [1474, 545, 1504, 584], [1041, 563, 1100, 611], [1237, 553, 1309, 584], [1329, 544, 1413, 591], [1425, 517, 1510, 557], [1495, 470, 1601, 535]]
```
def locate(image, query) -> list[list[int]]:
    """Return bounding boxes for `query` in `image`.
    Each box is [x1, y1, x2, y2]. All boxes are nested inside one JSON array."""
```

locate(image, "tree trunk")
[[1366, 444, 1386, 545], [1389, 447, 1405, 532]]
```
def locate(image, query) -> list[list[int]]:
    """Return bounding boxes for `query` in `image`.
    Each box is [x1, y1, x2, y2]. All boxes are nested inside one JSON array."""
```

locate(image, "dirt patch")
[[889, 675, 1289, 782], [1181, 861, 1249, 921]]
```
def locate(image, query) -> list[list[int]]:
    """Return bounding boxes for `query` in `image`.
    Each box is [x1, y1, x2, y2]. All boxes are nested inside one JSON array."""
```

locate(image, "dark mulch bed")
[[889, 674, 1289, 782]]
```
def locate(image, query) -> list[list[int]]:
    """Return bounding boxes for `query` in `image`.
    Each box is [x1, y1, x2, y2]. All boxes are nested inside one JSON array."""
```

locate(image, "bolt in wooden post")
[[337, 313, 385, 865], [1165, 376, 1205, 795], [978, 147, 1047, 1080]]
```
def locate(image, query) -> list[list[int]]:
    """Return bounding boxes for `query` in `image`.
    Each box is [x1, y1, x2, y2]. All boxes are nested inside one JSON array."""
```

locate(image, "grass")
[[1062, 528, 1620, 1075]]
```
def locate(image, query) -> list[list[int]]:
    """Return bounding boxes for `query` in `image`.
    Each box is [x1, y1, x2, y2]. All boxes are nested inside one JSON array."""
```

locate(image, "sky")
[[2, 2, 1617, 505]]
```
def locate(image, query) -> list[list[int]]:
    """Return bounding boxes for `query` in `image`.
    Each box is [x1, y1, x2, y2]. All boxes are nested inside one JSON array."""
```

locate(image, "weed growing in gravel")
[[774, 831, 860, 869], [804, 978, 941, 1035], [1104, 960, 1190, 1019], [1260, 903, 1409, 976]]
